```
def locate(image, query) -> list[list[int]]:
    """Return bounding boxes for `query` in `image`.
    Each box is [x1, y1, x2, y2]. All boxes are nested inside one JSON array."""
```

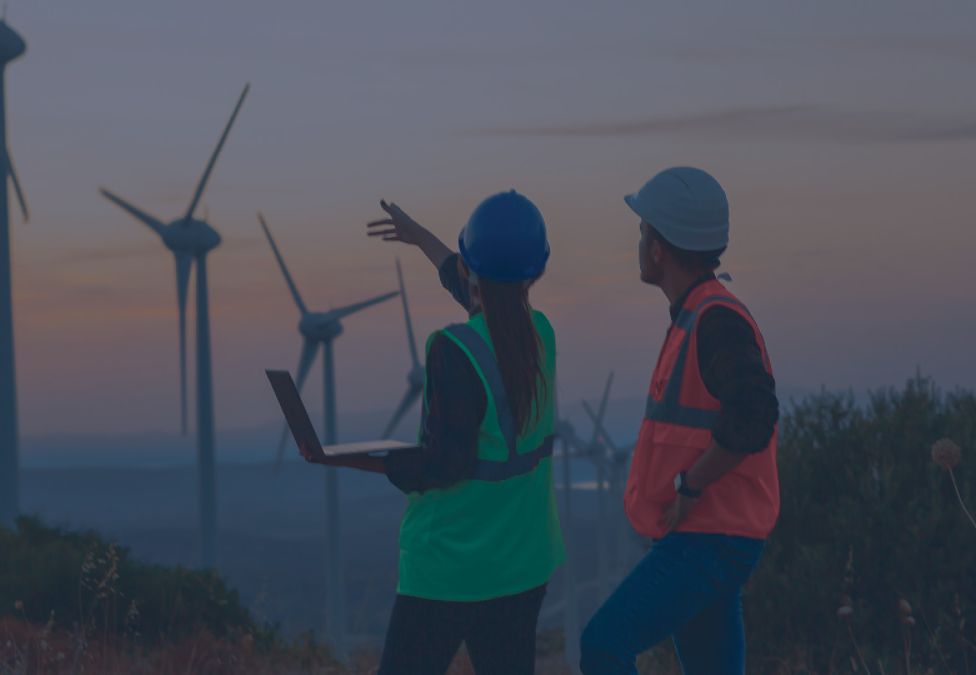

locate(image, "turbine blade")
[[587, 372, 615, 446], [100, 188, 166, 237], [258, 212, 308, 315], [184, 83, 250, 221], [582, 399, 619, 450], [6, 150, 28, 222], [332, 291, 399, 321], [274, 339, 319, 469], [176, 253, 193, 435], [396, 258, 421, 367], [596, 372, 614, 431], [381, 385, 423, 439]]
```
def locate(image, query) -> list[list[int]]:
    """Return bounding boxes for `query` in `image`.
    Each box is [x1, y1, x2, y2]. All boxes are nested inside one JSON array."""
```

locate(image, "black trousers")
[[377, 584, 547, 675]]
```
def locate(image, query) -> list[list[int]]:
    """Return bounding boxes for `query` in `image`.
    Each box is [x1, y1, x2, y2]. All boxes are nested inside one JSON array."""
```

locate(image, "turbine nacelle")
[[163, 218, 221, 254], [299, 314, 343, 342], [0, 21, 26, 65]]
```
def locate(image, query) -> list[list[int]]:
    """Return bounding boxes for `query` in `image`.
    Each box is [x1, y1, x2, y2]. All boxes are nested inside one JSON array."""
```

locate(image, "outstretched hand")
[[367, 200, 425, 246]]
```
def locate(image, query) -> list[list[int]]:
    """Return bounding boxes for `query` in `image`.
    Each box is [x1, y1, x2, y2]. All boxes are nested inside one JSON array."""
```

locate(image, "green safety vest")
[[396, 309, 565, 601]]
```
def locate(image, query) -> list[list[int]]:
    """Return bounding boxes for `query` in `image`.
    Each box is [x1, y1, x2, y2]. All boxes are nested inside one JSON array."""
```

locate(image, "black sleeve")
[[383, 332, 486, 493], [438, 253, 474, 314], [696, 306, 779, 455]]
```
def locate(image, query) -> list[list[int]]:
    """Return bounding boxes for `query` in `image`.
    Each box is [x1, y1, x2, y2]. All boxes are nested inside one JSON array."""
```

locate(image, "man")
[[579, 167, 780, 675]]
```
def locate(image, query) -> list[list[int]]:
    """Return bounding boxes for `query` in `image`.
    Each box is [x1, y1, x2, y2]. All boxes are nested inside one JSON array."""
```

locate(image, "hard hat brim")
[[624, 193, 647, 223], [623, 192, 729, 252]]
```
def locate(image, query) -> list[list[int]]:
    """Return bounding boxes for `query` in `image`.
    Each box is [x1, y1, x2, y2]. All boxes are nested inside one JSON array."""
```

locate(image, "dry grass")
[[0, 617, 347, 674], [0, 619, 578, 675]]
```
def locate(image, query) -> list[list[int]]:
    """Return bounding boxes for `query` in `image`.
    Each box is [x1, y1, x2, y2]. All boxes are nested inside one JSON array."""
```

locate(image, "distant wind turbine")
[[581, 372, 615, 598], [381, 258, 424, 439], [582, 374, 638, 581], [99, 83, 250, 568], [258, 212, 397, 661], [0, 17, 29, 527], [553, 381, 582, 673]]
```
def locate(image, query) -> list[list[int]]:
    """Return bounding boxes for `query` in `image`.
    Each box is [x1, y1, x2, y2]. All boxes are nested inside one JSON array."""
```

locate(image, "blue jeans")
[[579, 532, 764, 675]]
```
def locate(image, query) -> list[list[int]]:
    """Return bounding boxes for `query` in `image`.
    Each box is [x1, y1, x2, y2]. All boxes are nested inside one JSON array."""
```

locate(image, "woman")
[[302, 190, 564, 675]]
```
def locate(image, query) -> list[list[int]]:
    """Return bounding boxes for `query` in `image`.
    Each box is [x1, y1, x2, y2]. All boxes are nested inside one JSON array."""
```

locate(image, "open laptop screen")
[[265, 370, 419, 461]]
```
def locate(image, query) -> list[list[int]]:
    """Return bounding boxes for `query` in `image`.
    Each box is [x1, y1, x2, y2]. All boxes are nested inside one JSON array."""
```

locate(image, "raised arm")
[[367, 200, 453, 270]]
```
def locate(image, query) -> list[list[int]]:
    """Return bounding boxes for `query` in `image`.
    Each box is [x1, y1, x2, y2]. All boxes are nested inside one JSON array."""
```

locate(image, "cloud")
[[471, 105, 809, 138], [470, 104, 976, 144], [59, 237, 259, 265], [832, 35, 976, 63], [58, 244, 164, 265]]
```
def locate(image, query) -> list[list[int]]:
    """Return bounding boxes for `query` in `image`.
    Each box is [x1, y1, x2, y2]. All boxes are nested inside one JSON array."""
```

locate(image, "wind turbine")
[[258, 212, 397, 661], [99, 83, 250, 568], [0, 16, 29, 527], [582, 375, 638, 581], [554, 381, 582, 673], [581, 372, 615, 599], [381, 258, 424, 439]]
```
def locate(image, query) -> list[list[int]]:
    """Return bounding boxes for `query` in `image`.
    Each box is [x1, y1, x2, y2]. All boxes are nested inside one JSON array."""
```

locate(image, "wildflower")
[[931, 438, 976, 532], [931, 438, 962, 470], [898, 598, 915, 627], [837, 594, 854, 619]]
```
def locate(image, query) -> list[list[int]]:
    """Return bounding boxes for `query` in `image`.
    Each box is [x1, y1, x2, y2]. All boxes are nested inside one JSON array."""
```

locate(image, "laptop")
[[265, 369, 420, 461]]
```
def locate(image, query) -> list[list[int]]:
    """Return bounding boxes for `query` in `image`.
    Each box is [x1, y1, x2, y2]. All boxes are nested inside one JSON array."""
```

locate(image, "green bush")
[[0, 517, 265, 644], [745, 375, 976, 672]]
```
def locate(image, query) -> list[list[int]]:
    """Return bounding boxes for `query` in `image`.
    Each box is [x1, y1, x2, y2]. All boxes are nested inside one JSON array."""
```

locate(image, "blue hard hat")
[[624, 167, 730, 251], [458, 190, 550, 282]]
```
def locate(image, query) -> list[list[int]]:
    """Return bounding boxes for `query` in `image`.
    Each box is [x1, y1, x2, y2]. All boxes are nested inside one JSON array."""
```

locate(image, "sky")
[[5, 1, 976, 449]]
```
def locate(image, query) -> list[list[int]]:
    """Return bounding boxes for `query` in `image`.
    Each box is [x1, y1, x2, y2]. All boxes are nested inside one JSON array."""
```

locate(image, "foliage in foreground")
[[0, 519, 348, 672], [741, 376, 976, 674], [0, 617, 344, 675], [0, 517, 260, 645]]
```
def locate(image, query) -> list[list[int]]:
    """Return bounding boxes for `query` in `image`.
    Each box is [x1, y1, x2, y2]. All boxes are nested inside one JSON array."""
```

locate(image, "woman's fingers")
[[368, 228, 399, 238], [372, 200, 412, 244]]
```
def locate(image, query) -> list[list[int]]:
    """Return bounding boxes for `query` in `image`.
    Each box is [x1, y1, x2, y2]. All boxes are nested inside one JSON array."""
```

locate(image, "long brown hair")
[[478, 278, 548, 435]]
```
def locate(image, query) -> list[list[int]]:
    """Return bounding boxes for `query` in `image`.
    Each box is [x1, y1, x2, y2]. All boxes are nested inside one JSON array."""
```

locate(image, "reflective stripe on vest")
[[644, 294, 754, 430], [442, 323, 555, 482]]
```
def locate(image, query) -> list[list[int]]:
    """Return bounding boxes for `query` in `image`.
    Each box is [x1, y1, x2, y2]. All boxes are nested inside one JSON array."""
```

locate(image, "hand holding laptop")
[[266, 370, 420, 468]]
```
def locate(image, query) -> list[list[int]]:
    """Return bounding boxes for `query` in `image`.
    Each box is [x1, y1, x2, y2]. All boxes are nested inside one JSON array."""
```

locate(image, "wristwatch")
[[674, 471, 703, 499]]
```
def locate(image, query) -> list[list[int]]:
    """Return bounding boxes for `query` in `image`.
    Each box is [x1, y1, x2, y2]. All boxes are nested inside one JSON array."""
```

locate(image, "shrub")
[[0, 517, 263, 645], [745, 375, 976, 673]]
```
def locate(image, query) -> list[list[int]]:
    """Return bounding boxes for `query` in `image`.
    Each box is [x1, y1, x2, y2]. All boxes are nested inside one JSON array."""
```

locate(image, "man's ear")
[[650, 237, 663, 266]]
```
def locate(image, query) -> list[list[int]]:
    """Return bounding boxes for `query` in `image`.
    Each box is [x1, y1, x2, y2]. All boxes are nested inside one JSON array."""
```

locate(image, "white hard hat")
[[624, 167, 730, 251]]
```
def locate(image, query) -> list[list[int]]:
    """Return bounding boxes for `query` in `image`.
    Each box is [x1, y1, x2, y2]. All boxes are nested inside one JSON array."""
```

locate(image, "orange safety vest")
[[624, 278, 780, 540]]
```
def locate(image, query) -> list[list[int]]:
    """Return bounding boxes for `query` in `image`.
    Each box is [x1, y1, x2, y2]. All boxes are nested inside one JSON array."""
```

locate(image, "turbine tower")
[[581, 372, 615, 599], [99, 84, 250, 568], [259, 212, 397, 660], [381, 258, 424, 439], [582, 374, 638, 581], [554, 381, 582, 673], [0, 17, 29, 527]]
